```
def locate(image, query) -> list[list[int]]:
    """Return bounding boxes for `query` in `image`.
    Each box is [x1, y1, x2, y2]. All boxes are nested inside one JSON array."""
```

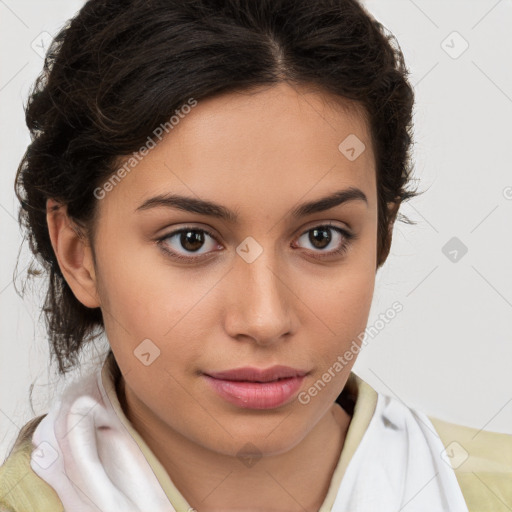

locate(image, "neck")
[[117, 375, 352, 512]]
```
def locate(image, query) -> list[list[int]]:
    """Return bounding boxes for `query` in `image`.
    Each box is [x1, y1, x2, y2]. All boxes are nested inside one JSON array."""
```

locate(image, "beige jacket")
[[1, 358, 511, 511]]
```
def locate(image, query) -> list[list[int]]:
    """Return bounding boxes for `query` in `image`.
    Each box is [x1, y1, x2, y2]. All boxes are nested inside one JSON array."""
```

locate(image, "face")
[[90, 82, 378, 457]]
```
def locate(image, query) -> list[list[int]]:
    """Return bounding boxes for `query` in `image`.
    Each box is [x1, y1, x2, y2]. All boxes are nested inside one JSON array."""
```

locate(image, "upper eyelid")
[[300, 221, 349, 233], [161, 221, 349, 239]]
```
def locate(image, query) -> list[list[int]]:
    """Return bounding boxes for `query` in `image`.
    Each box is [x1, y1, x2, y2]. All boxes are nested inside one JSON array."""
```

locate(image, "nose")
[[223, 249, 296, 347]]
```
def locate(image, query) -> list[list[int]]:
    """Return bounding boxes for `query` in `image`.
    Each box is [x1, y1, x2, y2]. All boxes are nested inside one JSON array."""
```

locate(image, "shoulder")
[[0, 415, 63, 512], [429, 415, 512, 512]]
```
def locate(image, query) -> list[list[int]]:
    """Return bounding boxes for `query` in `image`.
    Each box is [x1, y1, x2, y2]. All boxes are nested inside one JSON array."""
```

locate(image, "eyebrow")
[[135, 187, 368, 222]]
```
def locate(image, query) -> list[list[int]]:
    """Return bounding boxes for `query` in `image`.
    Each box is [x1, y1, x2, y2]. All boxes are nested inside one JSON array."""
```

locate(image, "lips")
[[202, 366, 309, 409], [204, 365, 308, 383]]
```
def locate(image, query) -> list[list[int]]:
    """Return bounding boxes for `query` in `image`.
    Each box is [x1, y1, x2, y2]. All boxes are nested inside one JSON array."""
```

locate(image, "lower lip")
[[203, 375, 306, 409]]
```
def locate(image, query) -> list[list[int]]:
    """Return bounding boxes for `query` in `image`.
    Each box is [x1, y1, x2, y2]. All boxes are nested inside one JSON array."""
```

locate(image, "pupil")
[[310, 227, 331, 249], [181, 230, 204, 252]]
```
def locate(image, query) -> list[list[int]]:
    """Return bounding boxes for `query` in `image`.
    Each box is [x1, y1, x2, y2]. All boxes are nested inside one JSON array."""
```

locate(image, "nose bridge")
[[227, 242, 294, 344]]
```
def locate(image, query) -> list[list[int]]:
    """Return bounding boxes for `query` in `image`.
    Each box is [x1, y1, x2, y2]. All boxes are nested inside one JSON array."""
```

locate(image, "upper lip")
[[204, 366, 309, 383]]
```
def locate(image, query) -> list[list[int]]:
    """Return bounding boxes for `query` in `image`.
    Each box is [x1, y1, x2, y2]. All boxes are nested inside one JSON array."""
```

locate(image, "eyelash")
[[156, 222, 356, 263]]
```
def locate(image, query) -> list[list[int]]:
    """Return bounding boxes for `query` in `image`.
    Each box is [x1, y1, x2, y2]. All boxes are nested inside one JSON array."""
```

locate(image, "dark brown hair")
[[15, 0, 420, 374]]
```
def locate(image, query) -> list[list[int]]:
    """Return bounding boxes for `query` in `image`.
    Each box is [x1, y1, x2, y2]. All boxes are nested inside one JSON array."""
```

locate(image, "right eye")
[[157, 226, 223, 262]]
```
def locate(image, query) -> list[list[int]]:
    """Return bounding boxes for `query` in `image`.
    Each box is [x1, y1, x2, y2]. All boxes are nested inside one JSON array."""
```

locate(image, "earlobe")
[[46, 198, 101, 309]]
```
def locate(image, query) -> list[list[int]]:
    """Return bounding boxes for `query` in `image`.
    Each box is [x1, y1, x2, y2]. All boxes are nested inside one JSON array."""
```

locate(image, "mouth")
[[202, 366, 309, 409]]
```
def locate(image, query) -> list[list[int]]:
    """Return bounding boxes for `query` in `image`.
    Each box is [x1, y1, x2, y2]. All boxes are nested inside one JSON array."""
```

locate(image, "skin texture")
[[47, 82, 395, 511]]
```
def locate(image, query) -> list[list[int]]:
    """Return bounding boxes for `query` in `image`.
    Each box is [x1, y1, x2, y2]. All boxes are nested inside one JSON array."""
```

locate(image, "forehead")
[[102, 82, 376, 218]]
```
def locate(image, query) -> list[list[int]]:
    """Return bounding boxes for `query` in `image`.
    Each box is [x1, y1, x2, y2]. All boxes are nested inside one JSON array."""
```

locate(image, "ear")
[[46, 198, 101, 308], [377, 199, 401, 268]]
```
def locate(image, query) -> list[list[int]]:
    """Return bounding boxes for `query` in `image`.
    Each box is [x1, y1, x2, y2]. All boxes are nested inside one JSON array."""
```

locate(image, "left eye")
[[294, 224, 354, 258]]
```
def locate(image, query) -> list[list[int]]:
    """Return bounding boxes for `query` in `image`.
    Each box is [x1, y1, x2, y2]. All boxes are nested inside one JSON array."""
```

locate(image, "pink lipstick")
[[203, 365, 308, 409]]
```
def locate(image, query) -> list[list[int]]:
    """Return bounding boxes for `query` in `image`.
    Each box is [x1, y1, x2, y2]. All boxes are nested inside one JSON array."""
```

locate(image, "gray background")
[[1, 0, 511, 461]]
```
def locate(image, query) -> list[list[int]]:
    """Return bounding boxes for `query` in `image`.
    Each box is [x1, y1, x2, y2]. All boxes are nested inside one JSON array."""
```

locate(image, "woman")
[[1, 0, 510, 510]]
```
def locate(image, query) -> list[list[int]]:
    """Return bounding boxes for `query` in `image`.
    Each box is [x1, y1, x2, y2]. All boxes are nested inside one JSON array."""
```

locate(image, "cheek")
[[95, 239, 212, 366], [95, 233, 179, 321], [297, 250, 376, 371], [305, 272, 374, 356], [304, 251, 376, 330]]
